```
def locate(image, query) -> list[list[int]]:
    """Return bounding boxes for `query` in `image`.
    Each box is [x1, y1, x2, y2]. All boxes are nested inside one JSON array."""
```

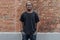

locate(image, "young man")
[[20, 1, 39, 40]]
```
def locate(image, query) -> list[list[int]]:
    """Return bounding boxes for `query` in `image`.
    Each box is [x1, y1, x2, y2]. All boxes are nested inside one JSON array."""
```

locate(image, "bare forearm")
[[35, 23, 37, 31], [21, 22, 24, 32]]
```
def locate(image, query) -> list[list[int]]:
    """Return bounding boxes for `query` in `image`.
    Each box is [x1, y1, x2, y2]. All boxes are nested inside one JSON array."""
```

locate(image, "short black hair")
[[26, 2, 33, 6]]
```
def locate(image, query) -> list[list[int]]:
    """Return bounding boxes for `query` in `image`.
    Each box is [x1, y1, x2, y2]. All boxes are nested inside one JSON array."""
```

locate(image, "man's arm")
[[20, 13, 24, 22], [20, 13, 24, 32], [35, 13, 39, 32], [35, 13, 39, 23], [20, 22, 24, 32]]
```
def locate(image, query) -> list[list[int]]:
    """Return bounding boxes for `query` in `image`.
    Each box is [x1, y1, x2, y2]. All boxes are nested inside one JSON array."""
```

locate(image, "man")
[[20, 1, 39, 40]]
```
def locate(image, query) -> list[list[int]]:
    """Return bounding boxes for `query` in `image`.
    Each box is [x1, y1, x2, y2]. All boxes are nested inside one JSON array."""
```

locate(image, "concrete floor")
[[0, 32, 60, 40]]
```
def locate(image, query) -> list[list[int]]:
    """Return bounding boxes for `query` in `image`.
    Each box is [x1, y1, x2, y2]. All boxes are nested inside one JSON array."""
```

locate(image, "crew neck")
[[26, 11, 34, 14]]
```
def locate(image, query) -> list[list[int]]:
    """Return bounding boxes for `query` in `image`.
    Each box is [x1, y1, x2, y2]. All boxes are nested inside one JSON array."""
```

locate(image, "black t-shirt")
[[20, 11, 39, 34]]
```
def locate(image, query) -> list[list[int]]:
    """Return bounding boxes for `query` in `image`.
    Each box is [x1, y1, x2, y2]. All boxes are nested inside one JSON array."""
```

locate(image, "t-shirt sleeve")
[[20, 13, 24, 22], [35, 13, 39, 23]]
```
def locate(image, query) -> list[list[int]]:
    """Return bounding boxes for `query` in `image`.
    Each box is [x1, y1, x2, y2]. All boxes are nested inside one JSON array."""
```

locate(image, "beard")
[[27, 9, 31, 11]]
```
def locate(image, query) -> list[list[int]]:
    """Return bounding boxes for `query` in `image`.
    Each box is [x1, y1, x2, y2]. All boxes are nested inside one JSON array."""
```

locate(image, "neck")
[[26, 9, 33, 13]]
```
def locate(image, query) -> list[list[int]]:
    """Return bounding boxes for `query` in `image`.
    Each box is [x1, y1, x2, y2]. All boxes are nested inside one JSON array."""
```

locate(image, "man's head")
[[26, 1, 33, 11]]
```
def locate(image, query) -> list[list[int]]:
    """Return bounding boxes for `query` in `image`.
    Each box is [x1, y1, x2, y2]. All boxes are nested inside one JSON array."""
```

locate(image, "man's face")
[[26, 3, 33, 11]]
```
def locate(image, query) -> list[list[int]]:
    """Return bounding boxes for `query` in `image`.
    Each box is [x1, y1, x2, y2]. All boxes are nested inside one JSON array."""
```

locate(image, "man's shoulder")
[[33, 11, 38, 15], [21, 12, 27, 15], [21, 11, 28, 16], [22, 11, 26, 14], [33, 11, 37, 13]]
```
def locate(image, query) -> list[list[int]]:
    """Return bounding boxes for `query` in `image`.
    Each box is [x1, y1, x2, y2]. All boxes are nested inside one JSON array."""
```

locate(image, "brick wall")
[[0, 0, 16, 32], [0, 0, 60, 32]]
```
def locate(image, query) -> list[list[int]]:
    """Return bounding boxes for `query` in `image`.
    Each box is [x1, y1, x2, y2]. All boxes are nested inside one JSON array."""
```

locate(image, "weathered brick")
[[0, 0, 60, 32]]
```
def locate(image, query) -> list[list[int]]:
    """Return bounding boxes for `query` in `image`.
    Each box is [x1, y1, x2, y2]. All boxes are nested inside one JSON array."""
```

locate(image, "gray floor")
[[0, 32, 60, 40]]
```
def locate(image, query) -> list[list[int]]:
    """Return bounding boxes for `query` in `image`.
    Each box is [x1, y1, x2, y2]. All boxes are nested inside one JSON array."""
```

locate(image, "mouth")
[[27, 9, 31, 11]]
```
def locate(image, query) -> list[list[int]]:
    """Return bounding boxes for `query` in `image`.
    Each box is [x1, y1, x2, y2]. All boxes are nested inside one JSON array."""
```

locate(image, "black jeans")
[[22, 32, 36, 40]]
